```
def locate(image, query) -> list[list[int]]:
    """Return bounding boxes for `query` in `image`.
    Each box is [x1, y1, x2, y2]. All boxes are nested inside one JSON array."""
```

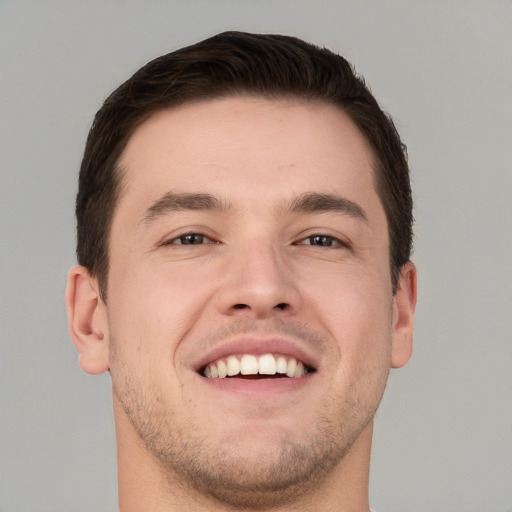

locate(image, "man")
[[66, 31, 417, 511]]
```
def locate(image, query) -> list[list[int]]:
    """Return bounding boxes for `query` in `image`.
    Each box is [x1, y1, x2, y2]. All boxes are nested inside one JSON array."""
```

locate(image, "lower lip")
[[197, 372, 314, 396]]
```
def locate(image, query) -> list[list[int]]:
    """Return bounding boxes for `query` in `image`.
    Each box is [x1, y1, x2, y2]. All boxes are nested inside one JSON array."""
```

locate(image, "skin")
[[66, 97, 417, 511]]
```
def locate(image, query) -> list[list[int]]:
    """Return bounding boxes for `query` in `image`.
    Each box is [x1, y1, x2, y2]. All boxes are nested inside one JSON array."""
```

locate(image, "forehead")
[[117, 96, 380, 217]]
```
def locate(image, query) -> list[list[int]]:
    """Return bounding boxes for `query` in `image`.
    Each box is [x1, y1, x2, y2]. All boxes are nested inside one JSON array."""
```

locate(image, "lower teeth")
[[228, 374, 288, 379]]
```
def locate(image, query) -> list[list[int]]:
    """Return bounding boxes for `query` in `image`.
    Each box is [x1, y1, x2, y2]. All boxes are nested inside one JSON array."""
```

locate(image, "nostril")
[[231, 302, 289, 312]]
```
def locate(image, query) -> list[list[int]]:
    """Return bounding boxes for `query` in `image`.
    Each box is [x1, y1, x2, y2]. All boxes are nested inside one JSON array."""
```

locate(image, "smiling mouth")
[[201, 353, 314, 379]]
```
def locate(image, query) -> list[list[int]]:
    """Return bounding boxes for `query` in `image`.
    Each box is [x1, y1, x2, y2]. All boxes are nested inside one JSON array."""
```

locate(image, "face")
[[84, 97, 414, 506]]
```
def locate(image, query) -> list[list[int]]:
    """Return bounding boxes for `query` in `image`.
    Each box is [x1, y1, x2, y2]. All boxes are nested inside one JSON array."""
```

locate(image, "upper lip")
[[193, 336, 320, 374]]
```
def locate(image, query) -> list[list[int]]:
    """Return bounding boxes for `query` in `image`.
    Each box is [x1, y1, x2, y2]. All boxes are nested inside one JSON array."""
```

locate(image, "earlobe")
[[65, 265, 110, 375], [391, 262, 417, 369]]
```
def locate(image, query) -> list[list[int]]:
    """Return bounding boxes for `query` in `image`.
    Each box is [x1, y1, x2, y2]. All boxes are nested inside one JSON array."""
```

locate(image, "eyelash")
[[295, 234, 349, 248], [160, 232, 349, 249], [160, 232, 218, 246]]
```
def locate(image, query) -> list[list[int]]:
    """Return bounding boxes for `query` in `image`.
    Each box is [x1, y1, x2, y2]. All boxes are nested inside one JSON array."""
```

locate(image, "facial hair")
[[109, 318, 390, 509]]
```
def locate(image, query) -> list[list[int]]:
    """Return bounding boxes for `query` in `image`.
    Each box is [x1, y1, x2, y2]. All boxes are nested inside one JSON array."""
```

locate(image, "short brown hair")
[[76, 31, 413, 300]]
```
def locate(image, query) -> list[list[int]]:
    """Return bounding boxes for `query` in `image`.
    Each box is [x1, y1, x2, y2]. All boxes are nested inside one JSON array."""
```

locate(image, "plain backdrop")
[[1, 1, 511, 511]]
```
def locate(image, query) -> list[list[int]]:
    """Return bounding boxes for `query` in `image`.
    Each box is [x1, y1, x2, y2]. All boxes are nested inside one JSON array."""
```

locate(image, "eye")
[[297, 235, 346, 248], [162, 233, 216, 245]]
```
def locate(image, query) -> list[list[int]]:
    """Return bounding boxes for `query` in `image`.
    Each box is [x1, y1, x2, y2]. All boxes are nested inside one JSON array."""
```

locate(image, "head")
[[68, 32, 417, 510], [76, 31, 412, 302]]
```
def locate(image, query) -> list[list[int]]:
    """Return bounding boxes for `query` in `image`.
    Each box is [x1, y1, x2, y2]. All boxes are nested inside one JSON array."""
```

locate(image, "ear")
[[65, 265, 110, 374], [391, 261, 417, 369]]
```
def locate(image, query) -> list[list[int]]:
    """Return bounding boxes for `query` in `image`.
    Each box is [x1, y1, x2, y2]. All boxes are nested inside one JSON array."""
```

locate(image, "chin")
[[169, 434, 346, 509], [144, 404, 368, 509]]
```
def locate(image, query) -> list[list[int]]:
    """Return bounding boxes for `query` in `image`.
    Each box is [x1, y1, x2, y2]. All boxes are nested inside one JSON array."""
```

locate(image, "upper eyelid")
[[295, 231, 352, 246], [157, 228, 351, 246], [297, 236, 346, 247], [159, 230, 219, 246]]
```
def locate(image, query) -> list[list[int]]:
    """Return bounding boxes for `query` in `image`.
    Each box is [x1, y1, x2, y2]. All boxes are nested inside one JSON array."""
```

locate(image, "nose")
[[215, 240, 301, 319]]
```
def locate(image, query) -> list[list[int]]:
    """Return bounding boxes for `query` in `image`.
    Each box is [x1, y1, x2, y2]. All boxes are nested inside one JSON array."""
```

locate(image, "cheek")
[[107, 261, 216, 357], [322, 282, 392, 413], [302, 263, 393, 368]]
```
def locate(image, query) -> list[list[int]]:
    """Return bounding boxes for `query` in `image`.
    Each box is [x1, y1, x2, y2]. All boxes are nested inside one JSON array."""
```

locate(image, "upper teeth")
[[203, 354, 308, 379]]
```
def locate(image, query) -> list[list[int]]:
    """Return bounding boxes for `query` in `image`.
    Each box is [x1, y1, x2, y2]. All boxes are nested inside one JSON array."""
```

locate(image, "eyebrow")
[[288, 193, 368, 222], [140, 191, 367, 225], [141, 192, 229, 224]]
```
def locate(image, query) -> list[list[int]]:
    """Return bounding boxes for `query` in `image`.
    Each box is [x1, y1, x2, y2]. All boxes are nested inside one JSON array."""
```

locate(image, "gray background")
[[1, 1, 511, 511]]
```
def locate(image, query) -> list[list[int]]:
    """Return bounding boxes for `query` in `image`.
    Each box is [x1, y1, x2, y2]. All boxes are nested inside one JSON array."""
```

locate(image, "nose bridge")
[[216, 235, 299, 317], [245, 239, 285, 292]]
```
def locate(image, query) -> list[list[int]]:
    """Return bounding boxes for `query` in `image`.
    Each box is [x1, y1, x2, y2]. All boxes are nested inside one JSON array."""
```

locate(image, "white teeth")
[[226, 355, 240, 376], [286, 357, 297, 378], [258, 354, 277, 375], [294, 361, 305, 378], [240, 354, 258, 375], [276, 356, 287, 374], [217, 359, 227, 378], [204, 353, 309, 379]]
